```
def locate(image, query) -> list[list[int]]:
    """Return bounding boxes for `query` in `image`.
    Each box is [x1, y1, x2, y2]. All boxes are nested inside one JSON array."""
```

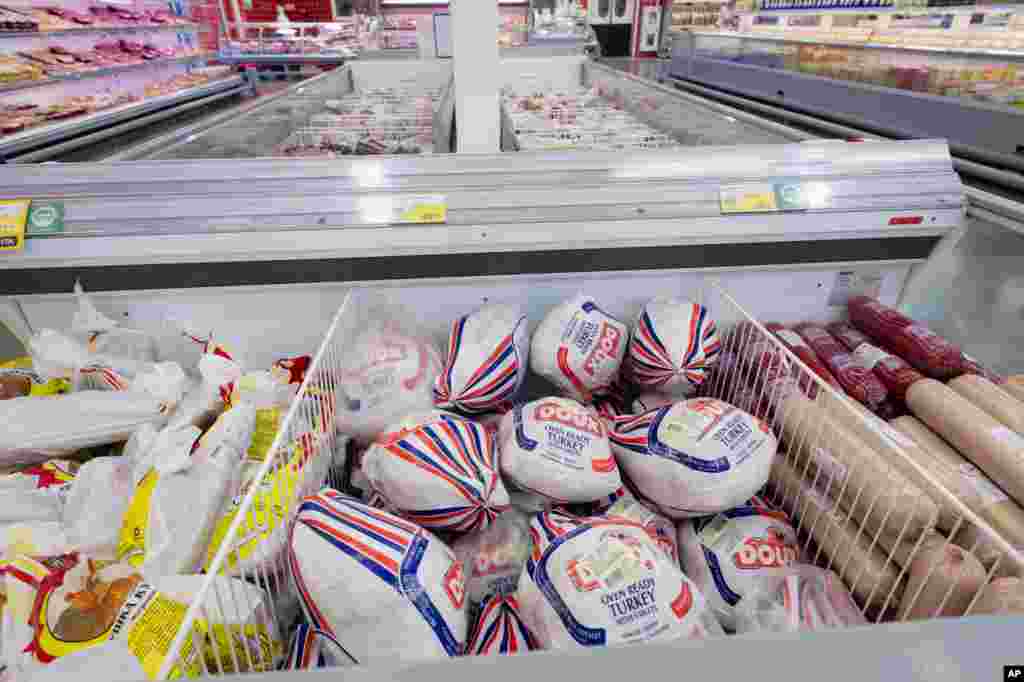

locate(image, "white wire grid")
[[164, 280, 1024, 678]]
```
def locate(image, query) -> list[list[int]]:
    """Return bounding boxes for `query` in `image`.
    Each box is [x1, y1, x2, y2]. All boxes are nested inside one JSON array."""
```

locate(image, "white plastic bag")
[[282, 623, 355, 670], [0, 362, 187, 467], [452, 508, 532, 606], [335, 323, 442, 444], [605, 494, 678, 565], [530, 295, 628, 403], [0, 461, 76, 528], [433, 304, 529, 415], [465, 594, 538, 656], [498, 397, 621, 504], [608, 399, 777, 518], [165, 352, 240, 432], [731, 564, 867, 634], [677, 496, 800, 630], [117, 403, 254, 578], [289, 490, 468, 664], [516, 511, 722, 650], [362, 411, 510, 533], [61, 455, 136, 560], [625, 299, 721, 398]]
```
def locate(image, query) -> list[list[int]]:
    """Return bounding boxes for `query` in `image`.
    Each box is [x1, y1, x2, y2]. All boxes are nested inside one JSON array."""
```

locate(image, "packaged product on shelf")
[[0, 361, 187, 467], [452, 508, 532, 605], [677, 496, 800, 630], [116, 403, 255, 578], [625, 299, 721, 398], [498, 397, 621, 505], [530, 294, 628, 404], [847, 296, 964, 381], [0, 459, 76, 528], [906, 378, 1024, 508], [827, 321, 924, 402], [517, 510, 722, 650], [731, 564, 867, 634], [434, 303, 529, 415], [794, 323, 892, 416], [0, 6, 38, 31], [335, 323, 442, 444], [608, 398, 776, 519], [465, 593, 537, 656], [946, 374, 1024, 435], [760, 322, 842, 395], [289, 490, 468, 663], [770, 454, 903, 610], [0, 55, 46, 86], [899, 536, 986, 620], [361, 410, 510, 533], [165, 350, 239, 431], [282, 623, 355, 670], [970, 577, 1024, 615], [4, 558, 280, 679]]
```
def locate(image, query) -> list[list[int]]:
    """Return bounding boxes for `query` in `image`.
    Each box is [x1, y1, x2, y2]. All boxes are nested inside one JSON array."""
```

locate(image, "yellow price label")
[[720, 184, 780, 214], [400, 202, 447, 224], [0, 200, 30, 252]]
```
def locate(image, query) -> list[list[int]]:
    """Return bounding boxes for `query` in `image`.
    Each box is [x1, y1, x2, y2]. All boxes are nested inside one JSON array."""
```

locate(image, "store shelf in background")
[[218, 53, 349, 63], [0, 75, 245, 160], [0, 53, 210, 96], [752, 4, 1024, 14], [0, 22, 197, 38]]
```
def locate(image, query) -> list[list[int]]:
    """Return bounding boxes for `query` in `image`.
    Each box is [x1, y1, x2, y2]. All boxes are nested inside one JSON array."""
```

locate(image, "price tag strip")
[[719, 181, 831, 215], [359, 195, 448, 225]]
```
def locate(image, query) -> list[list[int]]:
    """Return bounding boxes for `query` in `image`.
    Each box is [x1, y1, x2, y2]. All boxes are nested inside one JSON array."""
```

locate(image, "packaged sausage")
[[847, 297, 963, 380], [765, 322, 843, 395], [795, 323, 891, 416], [826, 321, 924, 402]]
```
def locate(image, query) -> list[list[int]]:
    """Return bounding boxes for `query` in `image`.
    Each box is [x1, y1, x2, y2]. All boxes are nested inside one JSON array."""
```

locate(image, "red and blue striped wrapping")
[[283, 624, 356, 669], [626, 299, 721, 398], [289, 489, 468, 662], [364, 412, 510, 533], [434, 305, 529, 415], [466, 594, 538, 655]]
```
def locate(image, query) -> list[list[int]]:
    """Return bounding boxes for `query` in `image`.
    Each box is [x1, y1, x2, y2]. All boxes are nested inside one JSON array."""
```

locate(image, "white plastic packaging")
[[0, 460, 76, 527], [498, 397, 622, 504], [61, 454, 137, 560], [453, 508, 533, 606], [677, 496, 800, 630], [631, 392, 674, 414], [0, 362, 187, 467], [116, 403, 254, 578], [731, 564, 867, 634], [362, 411, 510, 533], [530, 295, 628, 403], [165, 352, 241, 431], [625, 299, 722, 398], [517, 511, 722, 650], [608, 399, 777, 518], [282, 623, 356, 670], [606, 494, 679, 565], [434, 304, 529, 414], [465, 594, 538, 655], [335, 324, 442, 444], [289, 490, 468, 664]]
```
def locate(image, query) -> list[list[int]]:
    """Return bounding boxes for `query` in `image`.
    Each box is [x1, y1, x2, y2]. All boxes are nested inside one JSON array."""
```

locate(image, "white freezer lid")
[[0, 139, 961, 279], [224, 616, 1020, 682]]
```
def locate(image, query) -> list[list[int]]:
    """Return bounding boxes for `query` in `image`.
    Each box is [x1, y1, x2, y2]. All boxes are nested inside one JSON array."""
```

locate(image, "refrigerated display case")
[[0, 48, 1023, 682], [671, 30, 1024, 159]]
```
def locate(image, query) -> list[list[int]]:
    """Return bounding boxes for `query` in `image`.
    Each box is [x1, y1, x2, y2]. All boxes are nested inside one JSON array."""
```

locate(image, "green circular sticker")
[[30, 206, 58, 229]]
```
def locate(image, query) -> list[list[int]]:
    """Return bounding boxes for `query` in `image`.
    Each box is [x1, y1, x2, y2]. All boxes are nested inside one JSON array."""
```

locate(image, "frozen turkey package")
[[498, 397, 622, 504], [335, 323, 442, 444], [608, 399, 777, 519], [61, 454, 136, 560], [116, 403, 254, 578], [517, 510, 722, 650], [625, 298, 721, 398], [530, 294, 628, 403], [289, 490, 468, 663], [0, 362, 187, 466], [0, 459, 77, 526], [465, 593, 538, 656], [4, 557, 281, 679], [282, 623, 355, 670], [434, 303, 529, 414], [453, 508, 533, 605], [605, 493, 678, 565], [732, 563, 867, 634], [677, 496, 800, 631], [165, 350, 241, 431], [363, 410, 510, 533]]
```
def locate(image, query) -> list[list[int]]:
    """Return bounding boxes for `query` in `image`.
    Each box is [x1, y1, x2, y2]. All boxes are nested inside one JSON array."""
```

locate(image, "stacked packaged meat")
[[0, 4, 191, 32], [2, 282, 1022, 679], [504, 87, 681, 152], [279, 87, 441, 157]]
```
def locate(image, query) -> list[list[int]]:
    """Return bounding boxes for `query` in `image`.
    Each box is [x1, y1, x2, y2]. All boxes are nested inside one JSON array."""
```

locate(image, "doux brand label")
[[534, 402, 604, 437]]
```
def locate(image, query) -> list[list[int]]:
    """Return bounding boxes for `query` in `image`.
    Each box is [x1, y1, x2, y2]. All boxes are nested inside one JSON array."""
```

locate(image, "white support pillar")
[[450, 0, 501, 154]]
